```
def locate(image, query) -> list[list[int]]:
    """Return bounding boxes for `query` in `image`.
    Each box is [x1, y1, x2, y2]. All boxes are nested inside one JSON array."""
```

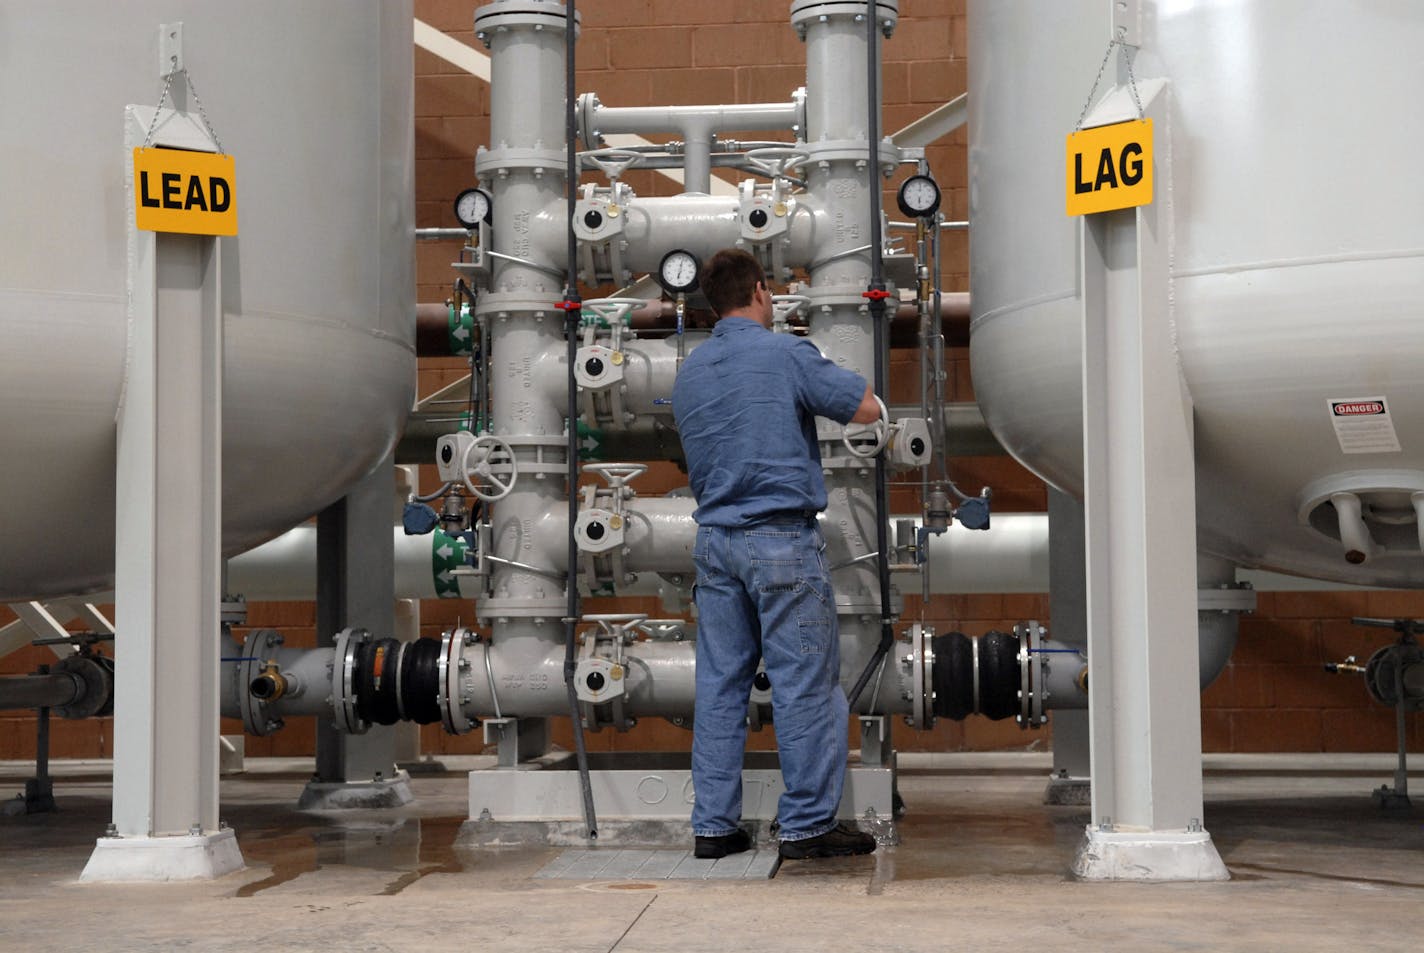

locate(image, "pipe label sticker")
[[1065, 119, 1152, 216], [132, 147, 238, 236], [1329, 396, 1401, 454]]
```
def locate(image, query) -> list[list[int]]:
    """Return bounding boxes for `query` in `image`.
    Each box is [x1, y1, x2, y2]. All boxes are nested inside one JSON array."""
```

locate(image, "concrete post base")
[[1071, 825, 1230, 882], [298, 769, 414, 810], [79, 828, 244, 882]]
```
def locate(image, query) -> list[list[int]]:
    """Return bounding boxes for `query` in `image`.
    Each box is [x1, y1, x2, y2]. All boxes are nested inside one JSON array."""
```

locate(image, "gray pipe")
[[0, 672, 83, 711]]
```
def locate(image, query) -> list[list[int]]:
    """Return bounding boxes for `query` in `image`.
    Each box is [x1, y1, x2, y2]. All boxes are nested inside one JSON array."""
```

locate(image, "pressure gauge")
[[453, 187, 492, 228], [896, 174, 941, 218], [657, 248, 700, 294]]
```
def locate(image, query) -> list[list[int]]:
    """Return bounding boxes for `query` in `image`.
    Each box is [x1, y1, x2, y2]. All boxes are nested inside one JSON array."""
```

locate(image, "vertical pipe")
[[847, 0, 896, 708], [561, 0, 597, 841], [682, 121, 712, 194], [35, 703, 49, 792], [1331, 491, 1375, 565], [794, 1, 899, 712]]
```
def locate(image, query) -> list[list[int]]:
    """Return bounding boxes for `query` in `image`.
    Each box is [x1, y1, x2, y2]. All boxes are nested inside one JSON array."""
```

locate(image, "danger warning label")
[[1328, 396, 1400, 454]]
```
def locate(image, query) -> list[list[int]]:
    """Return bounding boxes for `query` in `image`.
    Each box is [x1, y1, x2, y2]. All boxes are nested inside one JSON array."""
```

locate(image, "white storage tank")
[[0, 1, 415, 599], [968, 0, 1424, 586]]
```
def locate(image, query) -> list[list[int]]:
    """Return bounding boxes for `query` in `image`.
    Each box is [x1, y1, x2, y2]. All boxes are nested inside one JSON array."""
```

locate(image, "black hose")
[[560, 0, 597, 841], [846, 0, 896, 710]]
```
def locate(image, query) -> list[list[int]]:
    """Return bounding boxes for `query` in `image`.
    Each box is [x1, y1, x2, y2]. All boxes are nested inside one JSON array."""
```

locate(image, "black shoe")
[[694, 827, 752, 859], [778, 823, 876, 859]]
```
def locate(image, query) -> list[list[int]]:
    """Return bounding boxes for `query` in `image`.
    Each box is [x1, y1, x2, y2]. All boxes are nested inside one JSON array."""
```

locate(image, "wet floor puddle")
[[234, 816, 468, 898]]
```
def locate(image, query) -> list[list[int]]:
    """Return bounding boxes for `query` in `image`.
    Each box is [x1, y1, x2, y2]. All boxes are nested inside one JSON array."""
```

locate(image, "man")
[[672, 248, 881, 860]]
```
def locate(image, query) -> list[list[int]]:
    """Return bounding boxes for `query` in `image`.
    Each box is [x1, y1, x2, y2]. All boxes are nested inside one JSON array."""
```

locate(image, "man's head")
[[702, 248, 773, 327]]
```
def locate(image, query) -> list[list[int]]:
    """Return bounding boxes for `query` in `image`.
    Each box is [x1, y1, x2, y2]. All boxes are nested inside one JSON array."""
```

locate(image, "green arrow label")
[[431, 528, 468, 598], [576, 419, 604, 461], [448, 303, 475, 357]]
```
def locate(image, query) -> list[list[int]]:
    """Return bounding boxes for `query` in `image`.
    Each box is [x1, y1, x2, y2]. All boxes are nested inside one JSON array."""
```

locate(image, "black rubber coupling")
[[929, 629, 1022, 722]]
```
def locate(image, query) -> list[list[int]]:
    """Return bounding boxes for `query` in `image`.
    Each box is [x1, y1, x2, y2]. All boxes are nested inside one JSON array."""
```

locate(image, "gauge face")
[[658, 249, 700, 294], [896, 174, 941, 218], [453, 187, 492, 228]]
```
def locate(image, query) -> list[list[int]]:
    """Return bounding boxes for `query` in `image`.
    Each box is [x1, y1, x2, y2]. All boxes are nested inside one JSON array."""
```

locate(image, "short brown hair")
[[701, 248, 765, 318]]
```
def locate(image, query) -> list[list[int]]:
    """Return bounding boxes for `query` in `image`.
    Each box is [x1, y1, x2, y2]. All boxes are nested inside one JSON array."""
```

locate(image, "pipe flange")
[[238, 628, 284, 736], [908, 623, 933, 730], [474, 1, 579, 46], [800, 286, 876, 311], [791, 0, 898, 38], [220, 599, 247, 625], [1015, 620, 1048, 728], [333, 627, 371, 735], [801, 138, 900, 178], [476, 597, 568, 621], [494, 433, 583, 478], [475, 145, 570, 178], [577, 92, 602, 150], [51, 654, 113, 720], [438, 628, 478, 734], [474, 291, 565, 321]]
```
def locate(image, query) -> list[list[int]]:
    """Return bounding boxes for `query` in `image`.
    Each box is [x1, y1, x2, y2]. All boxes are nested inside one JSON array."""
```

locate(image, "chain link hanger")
[[1075, 39, 1146, 131], [141, 67, 225, 154]]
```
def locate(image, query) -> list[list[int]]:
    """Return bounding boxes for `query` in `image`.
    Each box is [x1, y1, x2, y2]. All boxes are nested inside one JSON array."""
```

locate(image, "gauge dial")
[[896, 174, 941, 218], [453, 187, 492, 228], [657, 249, 701, 294]]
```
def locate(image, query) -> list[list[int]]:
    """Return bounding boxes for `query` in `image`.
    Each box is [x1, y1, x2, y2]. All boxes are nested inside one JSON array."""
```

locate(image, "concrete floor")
[[1, 753, 1421, 952]]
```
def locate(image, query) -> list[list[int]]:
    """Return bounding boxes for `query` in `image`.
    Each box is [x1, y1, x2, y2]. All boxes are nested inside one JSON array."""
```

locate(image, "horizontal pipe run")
[[582, 101, 801, 140], [397, 398, 1002, 466], [415, 294, 971, 356], [0, 672, 83, 712], [416, 228, 471, 241], [226, 513, 1053, 605]]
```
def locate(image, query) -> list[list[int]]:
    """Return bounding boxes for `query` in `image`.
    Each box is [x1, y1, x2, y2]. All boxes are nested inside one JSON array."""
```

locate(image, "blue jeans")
[[690, 518, 848, 841]]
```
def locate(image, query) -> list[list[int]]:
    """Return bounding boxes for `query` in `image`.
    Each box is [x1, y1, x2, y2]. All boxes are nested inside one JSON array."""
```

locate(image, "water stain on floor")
[[233, 816, 468, 898]]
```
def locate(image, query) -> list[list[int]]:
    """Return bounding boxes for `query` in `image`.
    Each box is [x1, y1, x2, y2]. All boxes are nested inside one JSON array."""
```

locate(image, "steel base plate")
[[466, 751, 893, 836]]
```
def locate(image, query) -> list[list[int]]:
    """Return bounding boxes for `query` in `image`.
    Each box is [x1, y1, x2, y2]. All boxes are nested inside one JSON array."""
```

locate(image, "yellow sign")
[[132, 147, 238, 235], [1065, 119, 1152, 216]]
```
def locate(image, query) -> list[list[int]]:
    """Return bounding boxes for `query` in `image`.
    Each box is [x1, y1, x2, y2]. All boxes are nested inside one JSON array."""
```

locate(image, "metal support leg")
[[3, 702, 56, 817], [1045, 489, 1090, 805], [859, 715, 892, 768], [1373, 665, 1412, 810], [301, 454, 412, 810], [484, 717, 552, 769], [85, 104, 243, 881], [1071, 81, 1227, 882]]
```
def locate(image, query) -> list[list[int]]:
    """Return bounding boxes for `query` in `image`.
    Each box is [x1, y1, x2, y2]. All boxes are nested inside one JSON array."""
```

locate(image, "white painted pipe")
[[580, 97, 801, 194], [228, 526, 472, 601], [225, 513, 1053, 604], [1331, 491, 1377, 565]]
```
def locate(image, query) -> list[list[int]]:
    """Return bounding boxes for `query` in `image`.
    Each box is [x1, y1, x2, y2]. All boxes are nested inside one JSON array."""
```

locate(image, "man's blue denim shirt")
[[672, 317, 866, 527]]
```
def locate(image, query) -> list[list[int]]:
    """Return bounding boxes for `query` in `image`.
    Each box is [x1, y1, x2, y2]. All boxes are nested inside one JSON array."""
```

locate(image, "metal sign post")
[[82, 94, 242, 881], [1069, 77, 1229, 882]]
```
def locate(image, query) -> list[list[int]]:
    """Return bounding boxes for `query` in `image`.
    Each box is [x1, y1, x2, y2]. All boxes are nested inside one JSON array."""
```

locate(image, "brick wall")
[[2, 2, 1417, 762]]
